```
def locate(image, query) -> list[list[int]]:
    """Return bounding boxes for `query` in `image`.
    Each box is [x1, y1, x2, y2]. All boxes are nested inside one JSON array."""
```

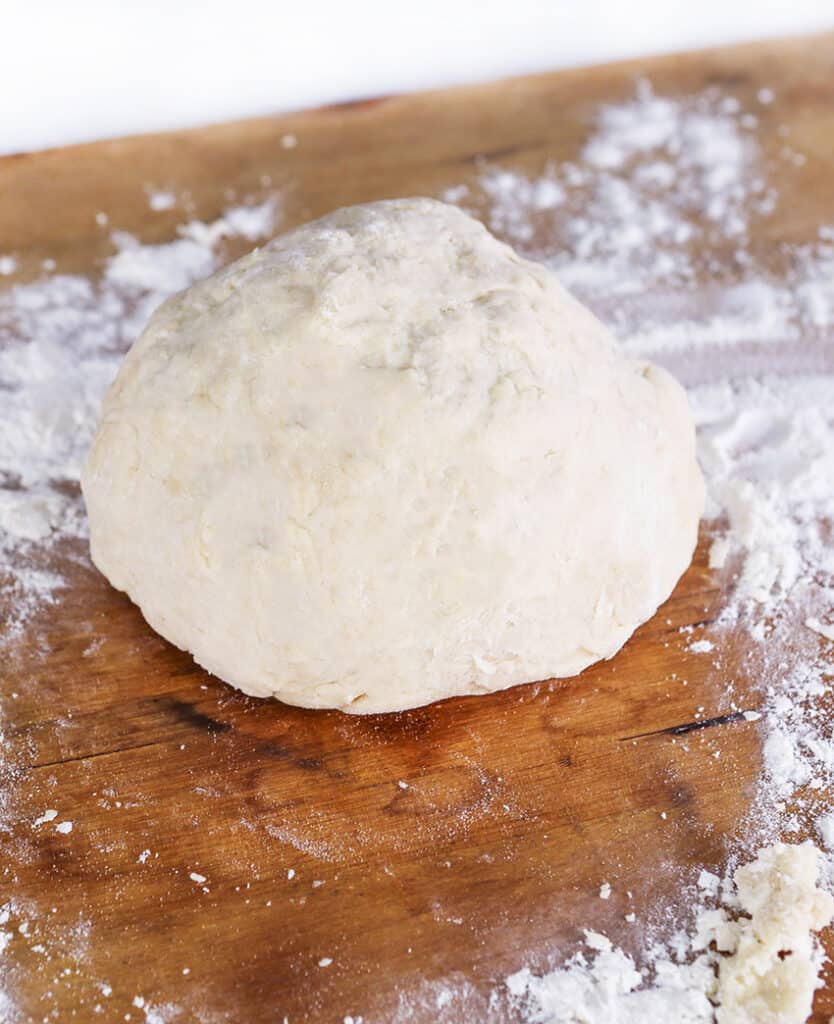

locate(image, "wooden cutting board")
[[2, 32, 834, 1023]]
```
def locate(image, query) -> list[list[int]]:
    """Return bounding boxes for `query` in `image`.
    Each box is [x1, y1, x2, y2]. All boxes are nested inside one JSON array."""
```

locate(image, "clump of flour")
[[506, 843, 833, 1024]]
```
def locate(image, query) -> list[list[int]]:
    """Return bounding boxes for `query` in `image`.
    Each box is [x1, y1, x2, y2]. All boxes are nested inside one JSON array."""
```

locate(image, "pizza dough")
[[82, 198, 703, 713]]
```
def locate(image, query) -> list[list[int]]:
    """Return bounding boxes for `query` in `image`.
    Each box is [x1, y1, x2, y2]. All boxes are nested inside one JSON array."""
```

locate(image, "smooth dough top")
[[83, 198, 704, 713]]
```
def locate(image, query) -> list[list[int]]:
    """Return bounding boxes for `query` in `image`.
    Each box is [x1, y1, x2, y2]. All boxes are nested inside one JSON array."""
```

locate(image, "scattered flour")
[[448, 83, 833, 377], [444, 80, 834, 1023], [506, 931, 716, 1024], [0, 198, 279, 650], [448, 82, 777, 300]]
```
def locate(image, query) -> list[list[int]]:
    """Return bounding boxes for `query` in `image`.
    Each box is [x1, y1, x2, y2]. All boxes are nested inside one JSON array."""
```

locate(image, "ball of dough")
[[83, 198, 703, 714]]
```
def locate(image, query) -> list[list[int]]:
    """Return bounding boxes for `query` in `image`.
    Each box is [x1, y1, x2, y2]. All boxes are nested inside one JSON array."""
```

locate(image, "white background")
[[3, 1, 834, 155]]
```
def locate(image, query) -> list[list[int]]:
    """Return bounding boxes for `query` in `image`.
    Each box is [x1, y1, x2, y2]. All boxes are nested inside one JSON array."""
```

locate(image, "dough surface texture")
[[83, 198, 704, 713]]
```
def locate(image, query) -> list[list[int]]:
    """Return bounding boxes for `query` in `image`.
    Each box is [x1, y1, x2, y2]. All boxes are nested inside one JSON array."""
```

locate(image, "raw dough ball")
[[83, 198, 703, 714]]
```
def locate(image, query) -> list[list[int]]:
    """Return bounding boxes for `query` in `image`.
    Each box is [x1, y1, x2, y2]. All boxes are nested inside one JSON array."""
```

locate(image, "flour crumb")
[[33, 809, 58, 826], [189, 872, 206, 884], [805, 617, 834, 643], [816, 813, 834, 851], [599, 882, 612, 900], [687, 639, 715, 654], [0, 255, 17, 276], [148, 190, 177, 212], [697, 870, 720, 896], [216, 198, 279, 242], [708, 536, 731, 569], [55, 820, 73, 834]]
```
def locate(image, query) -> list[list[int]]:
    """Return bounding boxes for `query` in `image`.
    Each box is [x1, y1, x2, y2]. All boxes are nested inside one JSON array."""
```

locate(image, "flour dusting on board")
[[457, 83, 773, 296], [2, 79, 834, 1023]]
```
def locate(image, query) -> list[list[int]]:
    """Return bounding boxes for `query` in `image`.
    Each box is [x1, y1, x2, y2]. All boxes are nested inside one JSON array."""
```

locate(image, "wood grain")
[[2, 31, 834, 1023]]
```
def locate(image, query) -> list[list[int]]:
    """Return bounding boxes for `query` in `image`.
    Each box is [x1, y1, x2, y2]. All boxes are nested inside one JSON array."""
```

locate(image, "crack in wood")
[[462, 139, 548, 163], [620, 709, 753, 742], [26, 738, 163, 771]]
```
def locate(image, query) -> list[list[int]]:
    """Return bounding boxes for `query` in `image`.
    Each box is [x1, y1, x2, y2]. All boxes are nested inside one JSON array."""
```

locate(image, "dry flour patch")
[[0, 199, 279, 650], [447, 81, 776, 298], [506, 843, 832, 1024]]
